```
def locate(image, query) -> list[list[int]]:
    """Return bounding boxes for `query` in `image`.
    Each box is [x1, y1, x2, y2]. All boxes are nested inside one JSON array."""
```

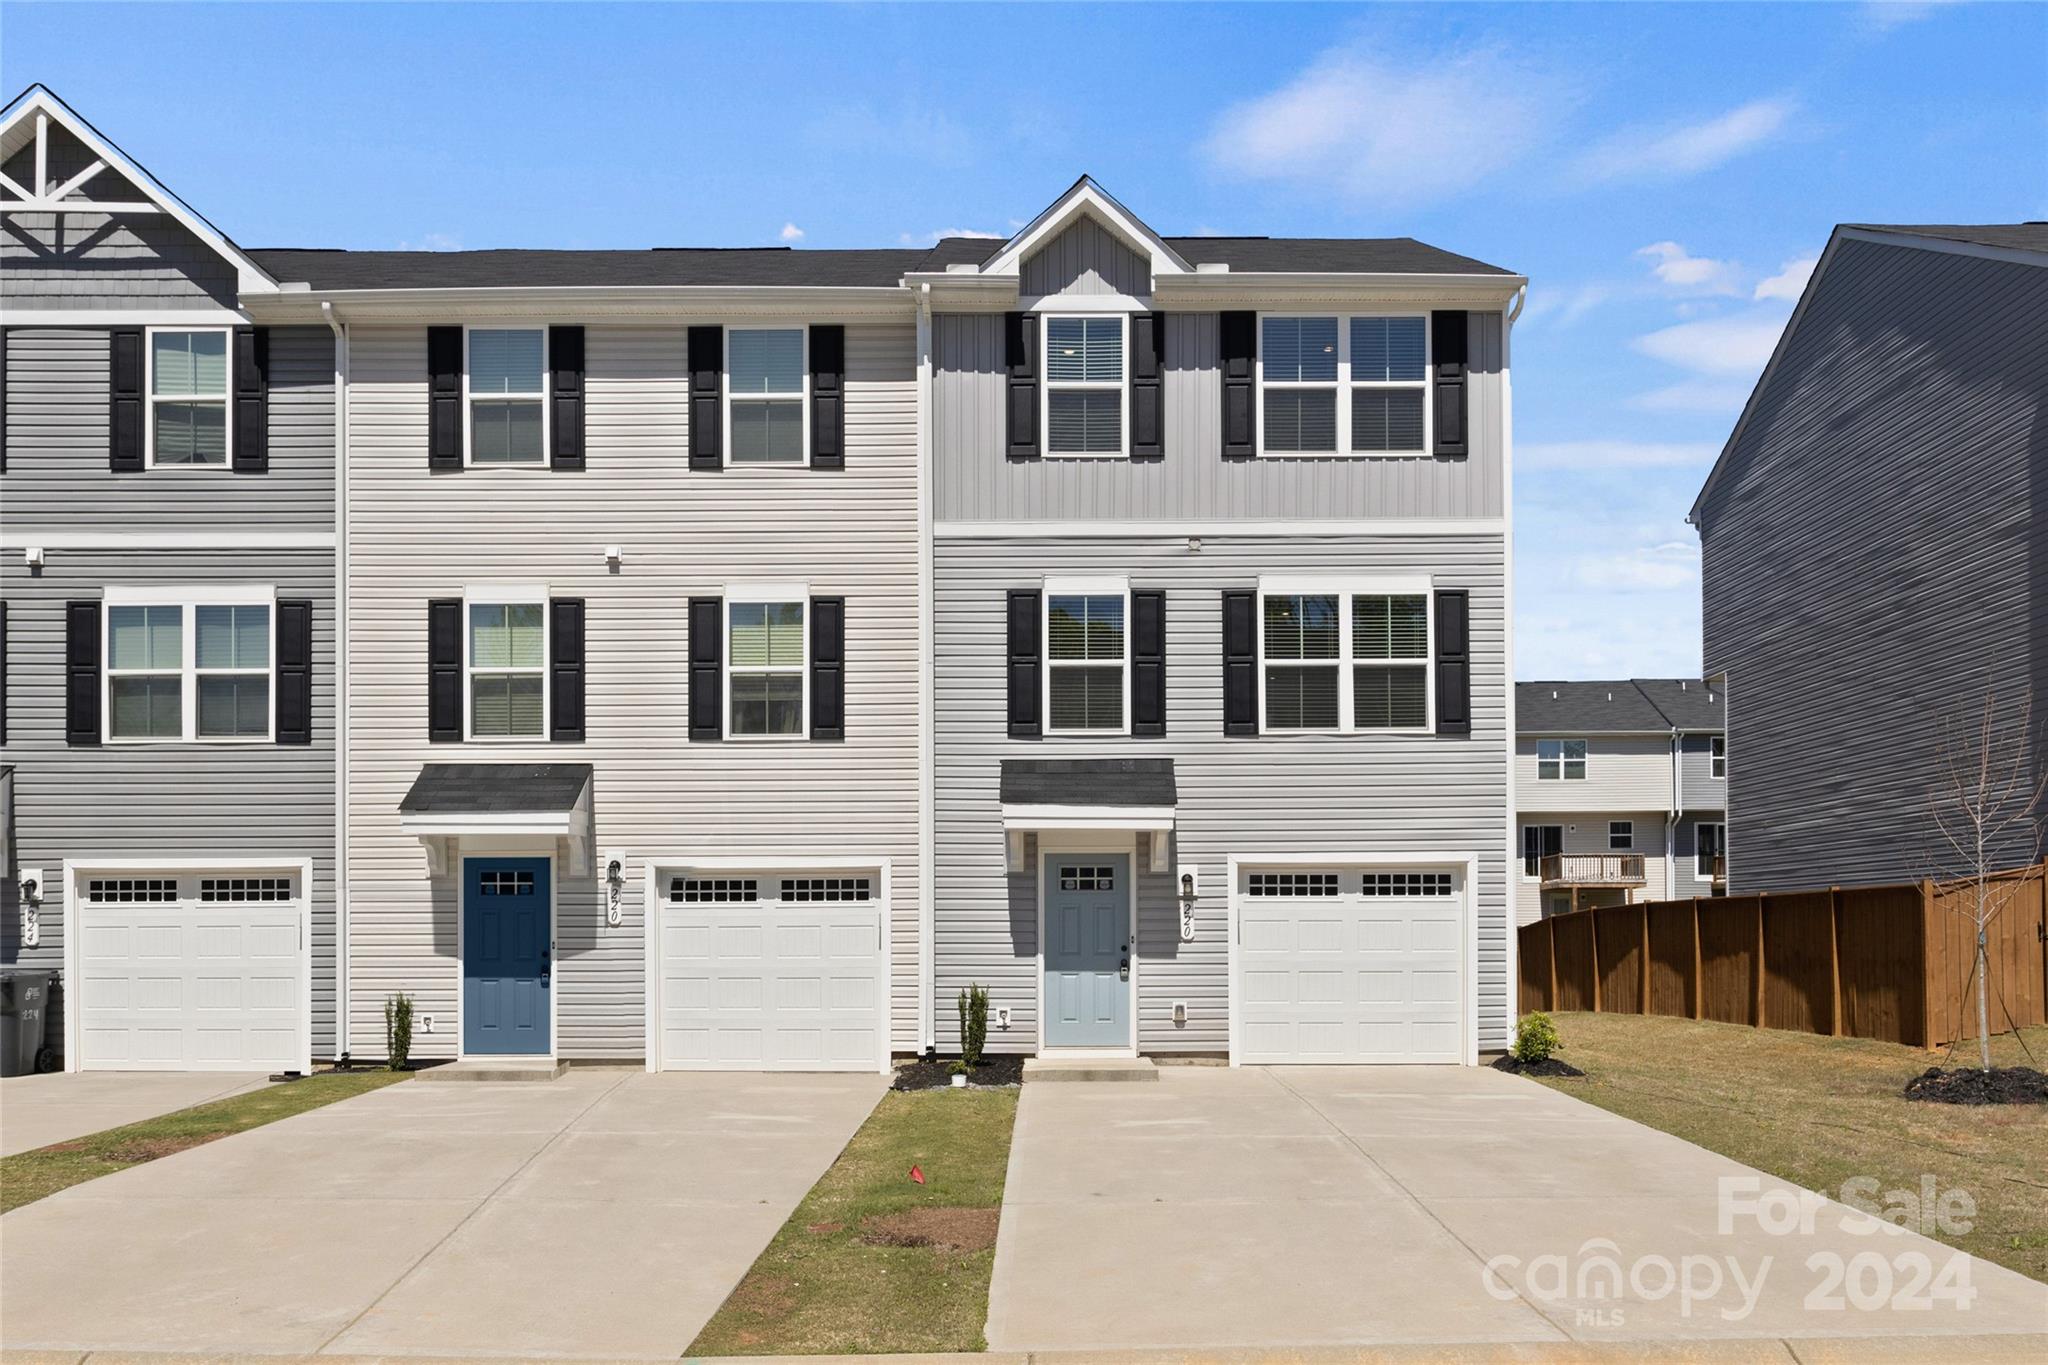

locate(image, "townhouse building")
[[1515, 679, 1725, 921]]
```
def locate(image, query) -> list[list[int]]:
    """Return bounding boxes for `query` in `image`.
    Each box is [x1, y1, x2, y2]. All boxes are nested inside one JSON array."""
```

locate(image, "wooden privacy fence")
[[1517, 861, 2048, 1048]]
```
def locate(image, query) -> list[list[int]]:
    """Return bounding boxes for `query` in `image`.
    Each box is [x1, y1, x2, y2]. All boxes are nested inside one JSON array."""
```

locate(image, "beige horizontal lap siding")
[[1511, 811, 1671, 924], [1515, 734, 1674, 813], [344, 323, 921, 1061], [934, 533, 1511, 1055], [1678, 738, 1726, 811]]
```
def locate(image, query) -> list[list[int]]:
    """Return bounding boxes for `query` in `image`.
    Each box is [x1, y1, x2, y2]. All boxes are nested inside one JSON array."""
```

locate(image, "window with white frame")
[[467, 599, 546, 739], [1537, 738, 1587, 780], [105, 591, 273, 742], [467, 328, 547, 465], [1696, 822, 1725, 878], [148, 329, 230, 467], [1043, 315, 1125, 455], [1259, 314, 1428, 457], [1522, 824, 1563, 879], [728, 596, 806, 736], [1260, 586, 1431, 733], [1609, 820, 1633, 851], [727, 328, 806, 464], [1711, 735, 1726, 779], [1261, 592, 1339, 730], [1352, 593, 1428, 729], [1045, 586, 1126, 733]]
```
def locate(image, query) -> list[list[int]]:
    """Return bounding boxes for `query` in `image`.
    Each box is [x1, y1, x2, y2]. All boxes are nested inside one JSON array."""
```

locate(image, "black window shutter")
[[275, 598, 312, 744], [2, 327, 11, 474], [232, 326, 270, 474], [689, 596, 724, 740], [427, 598, 462, 742], [1006, 589, 1042, 738], [1004, 313, 1040, 461], [1132, 590, 1166, 736], [1431, 311, 1469, 459], [810, 325, 845, 469], [1219, 311, 1256, 460], [548, 597, 585, 742], [427, 326, 463, 471], [1131, 312, 1165, 461], [1, 600, 8, 746], [810, 595, 845, 740], [109, 328, 144, 472], [1434, 588, 1472, 736], [549, 325, 585, 471], [1221, 589, 1257, 736], [688, 326, 723, 471], [66, 600, 101, 745]]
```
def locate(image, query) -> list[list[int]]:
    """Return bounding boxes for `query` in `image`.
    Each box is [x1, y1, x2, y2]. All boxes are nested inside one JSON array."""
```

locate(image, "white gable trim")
[[982, 176, 1190, 280], [0, 86, 279, 297]]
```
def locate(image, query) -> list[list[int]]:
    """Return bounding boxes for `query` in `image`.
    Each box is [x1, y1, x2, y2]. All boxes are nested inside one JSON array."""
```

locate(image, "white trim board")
[[3, 532, 337, 551], [937, 519, 1505, 540]]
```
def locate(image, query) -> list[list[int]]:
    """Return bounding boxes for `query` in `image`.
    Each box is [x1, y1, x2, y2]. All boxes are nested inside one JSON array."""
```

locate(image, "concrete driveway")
[[988, 1065, 2048, 1351], [0, 1068, 884, 1357], [0, 1071, 272, 1156]]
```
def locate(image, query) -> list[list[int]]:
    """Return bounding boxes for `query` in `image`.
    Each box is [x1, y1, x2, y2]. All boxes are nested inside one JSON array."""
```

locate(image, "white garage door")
[[1237, 866, 1465, 1064], [656, 870, 884, 1071], [74, 870, 305, 1072]]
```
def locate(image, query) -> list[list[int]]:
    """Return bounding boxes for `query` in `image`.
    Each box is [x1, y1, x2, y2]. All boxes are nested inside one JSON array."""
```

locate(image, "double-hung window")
[[727, 328, 807, 464], [1710, 735, 1727, 778], [1522, 824, 1563, 880], [1259, 582, 1431, 733], [105, 588, 274, 742], [1609, 820, 1634, 851], [147, 328, 230, 467], [1537, 738, 1587, 780], [467, 328, 547, 465], [467, 596, 546, 739], [1258, 313, 1428, 457], [1043, 315, 1125, 456], [727, 590, 807, 737], [1045, 583, 1127, 733]]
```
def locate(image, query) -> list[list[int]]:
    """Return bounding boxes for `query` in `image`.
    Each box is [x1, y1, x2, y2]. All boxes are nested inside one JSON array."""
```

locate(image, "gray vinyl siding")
[[1020, 219, 1151, 298], [1515, 734, 1673, 813], [1671, 815, 1726, 900], [1678, 732, 1726, 810], [933, 312, 1504, 521], [0, 127, 237, 311], [343, 322, 921, 1061], [0, 550, 339, 1060], [933, 532, 1511, 1054], [2, 328, 334, 530], [1697, 237, 2048, 891]]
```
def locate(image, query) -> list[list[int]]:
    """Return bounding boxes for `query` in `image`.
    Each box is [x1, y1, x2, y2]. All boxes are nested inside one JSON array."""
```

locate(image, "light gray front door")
[[1043, 853, 1129, 1048]]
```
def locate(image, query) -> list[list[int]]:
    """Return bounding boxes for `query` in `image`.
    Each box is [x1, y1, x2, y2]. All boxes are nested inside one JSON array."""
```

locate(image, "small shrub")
[[958, 983, 989, 1068], [384, 992, 415, 1071], [1512, 1011, 1559, 1065]]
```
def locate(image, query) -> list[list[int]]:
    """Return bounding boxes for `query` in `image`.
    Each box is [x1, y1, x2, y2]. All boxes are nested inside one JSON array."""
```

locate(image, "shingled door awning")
[[998, 758, 1177, 872], [398, 762, 594, 875]]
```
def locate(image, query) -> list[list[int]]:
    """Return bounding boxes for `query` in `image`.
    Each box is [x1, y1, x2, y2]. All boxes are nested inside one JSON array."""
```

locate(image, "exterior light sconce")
[[1177, 867, 1199, 942], [604, 851, 626, 927]]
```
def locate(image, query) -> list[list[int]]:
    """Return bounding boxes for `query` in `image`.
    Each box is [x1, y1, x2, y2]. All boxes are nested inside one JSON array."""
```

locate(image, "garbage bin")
[[0, 970, 57, 1076]]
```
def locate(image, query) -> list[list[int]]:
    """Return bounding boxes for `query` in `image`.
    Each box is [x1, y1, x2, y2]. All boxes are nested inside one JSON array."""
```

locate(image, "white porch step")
[[1024, 1056, 1159, 1083], [414, 1057, 567, 1083]]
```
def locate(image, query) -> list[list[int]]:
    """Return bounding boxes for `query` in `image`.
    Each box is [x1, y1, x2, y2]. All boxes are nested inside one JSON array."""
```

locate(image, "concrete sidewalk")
[[988, 1065, 2048, 1352], [0, 1072, 272, 1156]]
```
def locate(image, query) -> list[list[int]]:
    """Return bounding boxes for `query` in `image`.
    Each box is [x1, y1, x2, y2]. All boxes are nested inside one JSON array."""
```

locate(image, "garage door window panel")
[[1046, 590, 1127, 734]]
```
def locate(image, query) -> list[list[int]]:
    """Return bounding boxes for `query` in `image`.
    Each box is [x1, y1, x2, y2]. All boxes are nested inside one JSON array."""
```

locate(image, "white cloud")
[[1632, 315, 1786, 375], [1518, 440, 1720, 472], [1202, 44, 1575, 206], [398, 232, 461, 251], [1628, 378, 1757, 415], [897, 227, 1006, 247], [1577, 97, 1798, 182], [1863, 1, 1955, 32], [1518, 281, 1614, 329], [1574, 540, 1700, 593], [778, 222, 805, 243], [1753, 255, 1819, 301], [1635, 241, 1742, 294]]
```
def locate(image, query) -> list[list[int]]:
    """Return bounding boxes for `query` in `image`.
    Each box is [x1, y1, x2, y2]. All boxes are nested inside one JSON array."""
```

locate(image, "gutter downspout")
[[915, 282, 936, 1053], [1668, 726, 1682, 899], [322, 300, 350, 1061], [1499, 283, 1525, 1046]]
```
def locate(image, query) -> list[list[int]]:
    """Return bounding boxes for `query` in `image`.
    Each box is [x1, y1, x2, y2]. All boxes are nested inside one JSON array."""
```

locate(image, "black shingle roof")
[[1848, 223, 2048, 254], [1517, 680, 1724, 734], [400, 763, 593, 815], [1000, 758, 1177, 808], [1629, 678, 1726, 731]]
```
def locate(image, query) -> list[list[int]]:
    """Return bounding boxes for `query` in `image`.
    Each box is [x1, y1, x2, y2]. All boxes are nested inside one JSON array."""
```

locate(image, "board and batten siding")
[[0, 551, 339, 1057], [932, 311, 1504, 522], [1515, 735, 1673, 813], [1020, 218, 1152, 299], [2, 328, 334, 530], [1698, 238, 2048, 891], [343, 322, 922, 1060], [934, 533, 1511, 1054]]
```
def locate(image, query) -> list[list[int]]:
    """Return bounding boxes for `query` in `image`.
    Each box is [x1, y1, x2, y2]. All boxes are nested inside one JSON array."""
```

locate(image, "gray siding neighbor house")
[[0, 88, 336, 1072], [1692, 224, 2048, 893]]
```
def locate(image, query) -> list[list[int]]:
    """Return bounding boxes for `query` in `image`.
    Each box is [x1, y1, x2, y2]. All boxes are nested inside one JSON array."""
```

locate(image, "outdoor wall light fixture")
[[604, 852, 626, 927]]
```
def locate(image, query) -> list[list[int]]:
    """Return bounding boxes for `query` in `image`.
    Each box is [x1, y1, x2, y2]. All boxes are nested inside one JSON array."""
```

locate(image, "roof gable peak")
[[981, 175, 1190, 280]]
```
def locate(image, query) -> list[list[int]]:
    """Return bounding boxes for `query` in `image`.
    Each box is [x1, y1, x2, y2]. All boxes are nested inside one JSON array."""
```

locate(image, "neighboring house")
[[1692, 224, 2048, 892], [1515, 679, 1724, 921], [926, 180, 1525, 1063], [0, 88, 337, 1073]]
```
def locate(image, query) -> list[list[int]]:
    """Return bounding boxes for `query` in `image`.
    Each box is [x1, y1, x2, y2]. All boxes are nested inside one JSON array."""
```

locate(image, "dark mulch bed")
[[892, 1055, 1025, 1091], [1492, 1054, 1585, 1078], [1903, 1066, 2048, 1106]]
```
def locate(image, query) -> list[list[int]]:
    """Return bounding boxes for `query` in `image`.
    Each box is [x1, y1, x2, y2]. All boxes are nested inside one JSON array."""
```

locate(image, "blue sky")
[[8, 2, 2043, 680]]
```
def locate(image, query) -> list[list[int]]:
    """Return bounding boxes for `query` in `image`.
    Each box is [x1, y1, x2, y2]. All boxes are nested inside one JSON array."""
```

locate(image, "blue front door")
[[1043, 853, 1129, 1047], [463, 858, 551, 1055]]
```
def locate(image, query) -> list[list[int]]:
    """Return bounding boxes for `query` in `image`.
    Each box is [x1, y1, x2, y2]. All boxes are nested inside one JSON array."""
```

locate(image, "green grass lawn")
[[1531, 1012, 2048, 1284], [688, 1087, 1019, 1356], [0, 1069, 409, 1214]]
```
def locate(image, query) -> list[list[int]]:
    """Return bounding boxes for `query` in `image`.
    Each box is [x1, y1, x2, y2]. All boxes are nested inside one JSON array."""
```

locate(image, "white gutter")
[[1668, 726, 1682, 897], [915, 282, 936, 1054], [322, 300, 350, 1062]]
